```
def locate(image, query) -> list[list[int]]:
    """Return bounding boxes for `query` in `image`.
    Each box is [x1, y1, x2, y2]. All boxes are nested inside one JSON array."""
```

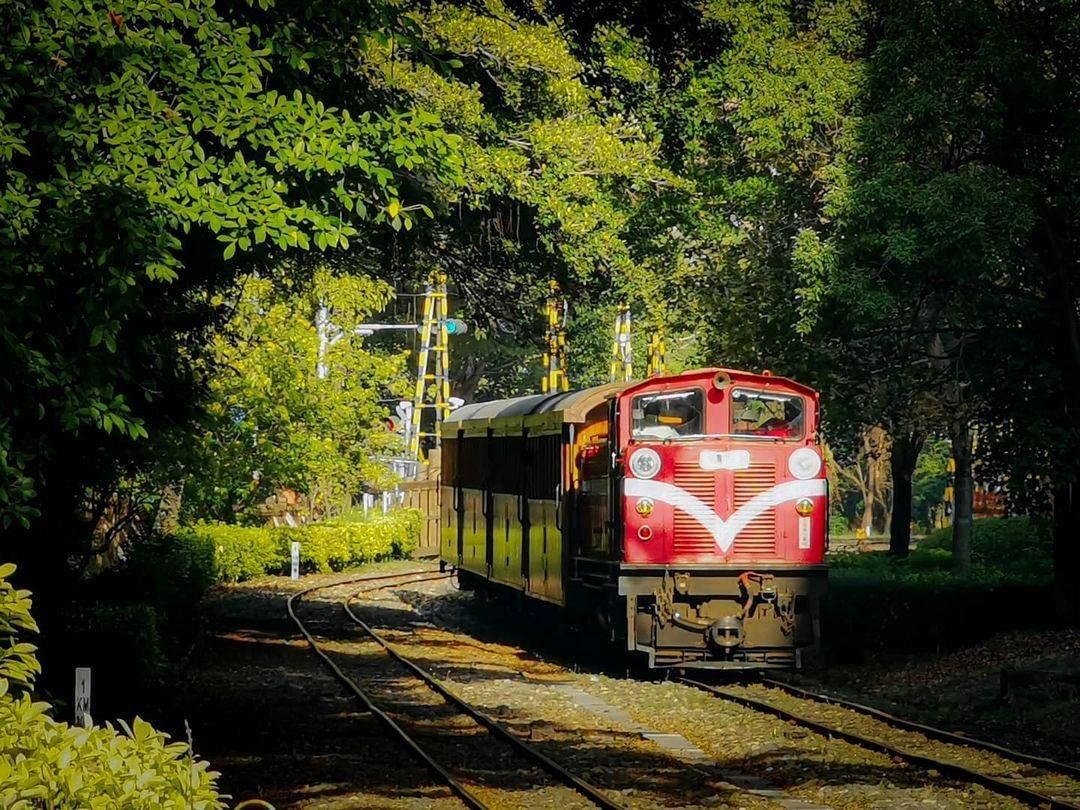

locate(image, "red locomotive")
[[439, 368, 827, 669]]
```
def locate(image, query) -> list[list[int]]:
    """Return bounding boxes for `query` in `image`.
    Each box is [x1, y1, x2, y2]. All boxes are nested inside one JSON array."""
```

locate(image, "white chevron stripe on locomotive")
[[624, 477, 827, 553]]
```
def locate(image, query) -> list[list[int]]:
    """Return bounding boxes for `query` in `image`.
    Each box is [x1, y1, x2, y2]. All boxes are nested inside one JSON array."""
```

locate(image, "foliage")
[[831, 518, 1052, 583], [834, 0, 1080, 604], [58, 604, 169, 715], [178, 523, 284, 584], [183, 270, 409, 521], [184, 508, 422, 582], [0, 0, 461, 580], [919, 518, 1051, 573], [0, 564, 39, 694], [66, 531, 217, 704], [912, 439, 951, 531], [827, 518, 1056, 655], [825, 578, 1055, 658], [348, 0, 681, 390], [0, 564, 223, 807]]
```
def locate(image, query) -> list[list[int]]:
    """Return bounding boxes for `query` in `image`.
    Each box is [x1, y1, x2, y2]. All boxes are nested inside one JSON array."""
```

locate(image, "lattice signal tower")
[[647, 329, 668, 377], [542, 281, 569, 393], [610, 303, 633, 383], [407, 272, 451, 460]]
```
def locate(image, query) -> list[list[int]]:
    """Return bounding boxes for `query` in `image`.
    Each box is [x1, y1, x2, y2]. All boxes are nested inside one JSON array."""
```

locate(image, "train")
[[438, 368, 827, 669]]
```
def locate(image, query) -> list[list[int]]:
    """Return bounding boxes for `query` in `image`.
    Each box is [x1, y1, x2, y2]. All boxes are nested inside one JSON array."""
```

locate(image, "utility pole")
[[610, 303, 633, 383], [542, 281, 569, 393], [315, 304, 333, 380]]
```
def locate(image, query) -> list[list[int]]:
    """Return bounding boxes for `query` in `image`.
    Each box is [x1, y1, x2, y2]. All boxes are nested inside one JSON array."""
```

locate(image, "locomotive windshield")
[[631, 389, 704, 440], [731, 388, 805, 439]]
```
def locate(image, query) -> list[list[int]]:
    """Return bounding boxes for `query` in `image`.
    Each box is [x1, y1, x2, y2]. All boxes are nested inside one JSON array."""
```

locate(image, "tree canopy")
[[3, 0, 1080, 619]]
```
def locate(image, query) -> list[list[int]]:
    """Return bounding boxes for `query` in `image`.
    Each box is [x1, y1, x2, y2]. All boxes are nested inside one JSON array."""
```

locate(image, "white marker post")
[[74, 667, 92, 727], [382, 492, 390, 514], [291, 542, 301, 581]]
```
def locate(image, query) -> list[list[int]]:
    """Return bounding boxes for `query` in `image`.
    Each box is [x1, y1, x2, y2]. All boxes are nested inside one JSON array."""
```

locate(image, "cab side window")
[[631, 389, 704, 440], [731, 389, 805, 439]]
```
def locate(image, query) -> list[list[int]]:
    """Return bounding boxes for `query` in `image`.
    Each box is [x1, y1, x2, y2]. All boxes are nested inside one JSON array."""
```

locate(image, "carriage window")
[[731, 389, 805, 439], [631, 389, 704, 440]]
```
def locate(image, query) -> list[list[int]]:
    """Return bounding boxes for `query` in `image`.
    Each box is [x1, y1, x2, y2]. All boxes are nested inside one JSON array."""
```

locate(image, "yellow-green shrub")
[[185, 508, 424, 582], [0, 564, 223, 808], [179, 521, 286, 583]]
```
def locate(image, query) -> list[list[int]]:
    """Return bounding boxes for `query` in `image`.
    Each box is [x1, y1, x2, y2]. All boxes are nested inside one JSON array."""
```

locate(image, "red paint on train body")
[[441, 368, 828, 669]]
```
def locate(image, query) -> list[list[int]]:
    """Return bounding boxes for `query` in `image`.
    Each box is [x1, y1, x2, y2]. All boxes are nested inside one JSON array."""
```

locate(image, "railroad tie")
[[552, 684, 829, 810]]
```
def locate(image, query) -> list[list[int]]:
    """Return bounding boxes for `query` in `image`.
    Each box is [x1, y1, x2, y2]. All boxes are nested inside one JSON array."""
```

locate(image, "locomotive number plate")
[[798, 516, 811, 549]]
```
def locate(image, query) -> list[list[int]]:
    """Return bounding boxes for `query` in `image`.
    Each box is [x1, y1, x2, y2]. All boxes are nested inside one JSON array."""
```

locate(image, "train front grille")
[[672, 459, 716, 555], [670, 458, 778, 556], [732, 462, 777, 555]]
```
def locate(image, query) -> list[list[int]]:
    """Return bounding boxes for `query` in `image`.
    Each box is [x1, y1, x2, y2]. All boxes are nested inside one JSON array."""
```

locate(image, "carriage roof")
[[441, 368, 815, 437]]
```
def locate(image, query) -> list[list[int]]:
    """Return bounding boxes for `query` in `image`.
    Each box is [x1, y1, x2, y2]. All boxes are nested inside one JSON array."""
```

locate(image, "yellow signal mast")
[[610, 303, 633, 383], [407, 272, 451, 460], [542, 281, 569, 393], [647, 328, 668, 377]]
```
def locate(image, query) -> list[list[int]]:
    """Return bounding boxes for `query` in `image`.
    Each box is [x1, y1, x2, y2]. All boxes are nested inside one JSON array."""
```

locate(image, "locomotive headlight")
[[635, 497, 655, 517], [795, 497, 814, 516], [788, 447, 822, 480], [628, 448, 662, 479]]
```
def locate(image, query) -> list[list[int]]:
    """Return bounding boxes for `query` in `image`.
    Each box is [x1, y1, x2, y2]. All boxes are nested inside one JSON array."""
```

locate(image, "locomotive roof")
[[442, 368, 815, 435]]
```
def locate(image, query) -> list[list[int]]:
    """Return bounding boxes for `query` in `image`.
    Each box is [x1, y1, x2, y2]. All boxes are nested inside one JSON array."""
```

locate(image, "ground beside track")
[[787, 629, 1080, 766], [183, 562, 460, 809], [184, 565, 1050, 809]]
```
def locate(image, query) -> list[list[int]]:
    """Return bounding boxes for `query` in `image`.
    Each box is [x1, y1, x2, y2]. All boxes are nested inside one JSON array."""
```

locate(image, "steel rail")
[[679, 677, 1080, 810], [286, 570, 486, 809], [343, 581, 627, 810], [761, 677, 1080, 780]]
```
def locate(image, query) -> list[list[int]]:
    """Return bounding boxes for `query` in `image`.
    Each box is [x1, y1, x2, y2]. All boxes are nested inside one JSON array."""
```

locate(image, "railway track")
[[288, 568, 626, 810], [760, 676, 1080, 780], [678, 676, 1080, 809]]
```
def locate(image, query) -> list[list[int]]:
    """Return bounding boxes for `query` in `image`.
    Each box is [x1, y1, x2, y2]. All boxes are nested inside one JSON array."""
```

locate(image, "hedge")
[[825, 518, 1056, 658], [0, 563, 224, 808], [181, 508, 423, 582], [918, 517, 1051, 575]]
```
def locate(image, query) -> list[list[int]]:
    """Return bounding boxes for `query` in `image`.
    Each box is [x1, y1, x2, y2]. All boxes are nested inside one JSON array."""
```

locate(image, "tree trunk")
[[151, 482, 183, 536], [861, 485, 875, 536], [1052, 483, 1080, 624], [1050, 261, 1080, 623], [889, 432, 924, 559], [951, 418, 975, 575]]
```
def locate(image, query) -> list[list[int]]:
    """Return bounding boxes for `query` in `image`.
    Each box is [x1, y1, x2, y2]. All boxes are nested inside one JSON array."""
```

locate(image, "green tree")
[[0, 0, 461, 602], [343, 0, 681, 392], [183, 270, 407, 522], [842, 0, 1080, 598]]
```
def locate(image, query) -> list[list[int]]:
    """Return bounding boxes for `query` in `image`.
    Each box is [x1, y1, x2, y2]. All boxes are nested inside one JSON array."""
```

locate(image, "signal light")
[[795, 498, 814, 516], [413, 319, 468, 335]]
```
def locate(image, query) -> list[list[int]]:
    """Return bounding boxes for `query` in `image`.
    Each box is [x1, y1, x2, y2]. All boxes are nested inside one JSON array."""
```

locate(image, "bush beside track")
[[0, 564, 225, 808], [37, 509, 422, 732], [180, 508, 423, 582], [825, 518, 1056, 659]]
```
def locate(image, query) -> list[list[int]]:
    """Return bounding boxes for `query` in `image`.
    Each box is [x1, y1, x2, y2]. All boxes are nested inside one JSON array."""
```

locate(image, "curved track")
[[288, 569, 626, 810], [678, 676, 1080, 810]]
